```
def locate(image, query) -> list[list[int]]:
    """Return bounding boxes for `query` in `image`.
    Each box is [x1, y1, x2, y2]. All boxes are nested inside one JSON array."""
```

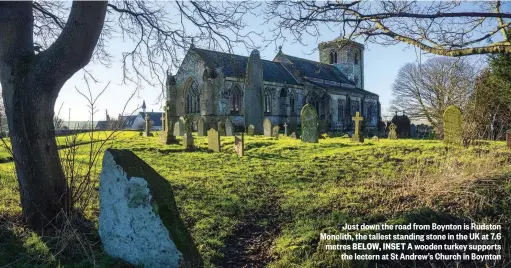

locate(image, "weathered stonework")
[[99, 149, 203, 268], [244, 50, 264, 134], [443, 105, 463, 145]]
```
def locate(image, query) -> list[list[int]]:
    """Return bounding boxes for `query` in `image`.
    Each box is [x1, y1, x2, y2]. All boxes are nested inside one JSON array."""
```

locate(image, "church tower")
[[318, 38, 364, 89]]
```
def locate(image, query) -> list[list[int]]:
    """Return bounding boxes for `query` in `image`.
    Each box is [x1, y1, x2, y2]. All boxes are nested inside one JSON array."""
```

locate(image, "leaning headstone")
[[197, 118, 206, 137], [208, 128, 221, 152], [388, 123, 398, 140], [225, 119, 234, 136], [218, 121, 226, 136], [143, 114, 153, 137], [283, 122, 288, 136], [300, 104, 318, 143], [443, 105, 462, 145], [272, 125, 280, 138], [183, 131, 194, 150], [351, 111, 364, 143], [234, 133, 244, 157], [263, 118, 272, 137], [99, 149, 203, 268], [247, 125, 255, 136], [507, 130, 511, 149]]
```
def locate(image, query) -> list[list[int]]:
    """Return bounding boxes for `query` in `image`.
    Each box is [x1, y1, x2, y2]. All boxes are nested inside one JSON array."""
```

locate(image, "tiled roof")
[[192, 48, 298, 85], [282, 54, 354, 85]]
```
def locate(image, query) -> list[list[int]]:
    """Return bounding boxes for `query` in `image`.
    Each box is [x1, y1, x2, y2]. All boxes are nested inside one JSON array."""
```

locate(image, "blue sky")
[[54, 2, 507, 122]]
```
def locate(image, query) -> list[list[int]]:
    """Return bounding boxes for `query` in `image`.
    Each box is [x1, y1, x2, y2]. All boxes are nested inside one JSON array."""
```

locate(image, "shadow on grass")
[[0, 213, 133, 268]]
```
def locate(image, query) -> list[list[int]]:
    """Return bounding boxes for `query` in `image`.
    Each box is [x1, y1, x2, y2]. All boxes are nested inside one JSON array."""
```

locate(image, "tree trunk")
[[0, 1, 108, 231], [5, 76, 69, 230]]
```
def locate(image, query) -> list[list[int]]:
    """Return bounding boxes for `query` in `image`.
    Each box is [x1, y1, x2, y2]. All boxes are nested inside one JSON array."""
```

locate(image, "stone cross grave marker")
[[272, 125, 280, 139], [234, 132, 244, 157], [183, 131, 194, 150], [388, 123, 398, 139], [160, 109, 166, 132], [208, 128, 221, 152], [284, 122, 288, 136], [263, 118, 272, 137], [143, 114, 153, 137], [443, 105, 462, 145], [351, 111, 364, 142], [197, 118, 206, 136], [225, 119, 234, 136], [300, 104, 318, 143], [218, 121, 226, 136], [247, 125, 255, 136]]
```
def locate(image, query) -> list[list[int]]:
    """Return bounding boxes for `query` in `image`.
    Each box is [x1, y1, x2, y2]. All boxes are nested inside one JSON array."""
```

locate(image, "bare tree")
[[0, 1, 257, 231], [266, 1, 510, 56], [390, 57, 477, 133]]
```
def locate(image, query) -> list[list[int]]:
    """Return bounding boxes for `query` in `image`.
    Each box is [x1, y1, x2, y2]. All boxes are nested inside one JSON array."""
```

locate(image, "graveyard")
[[0, 129, 510, 267]]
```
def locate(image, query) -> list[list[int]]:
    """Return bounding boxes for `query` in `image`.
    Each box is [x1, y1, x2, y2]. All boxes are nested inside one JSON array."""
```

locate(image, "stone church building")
[[165, 37, 380, 134]]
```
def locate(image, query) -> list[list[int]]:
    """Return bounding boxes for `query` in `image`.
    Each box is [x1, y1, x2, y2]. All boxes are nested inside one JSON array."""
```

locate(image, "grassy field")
[[0, 131, 510, 267]]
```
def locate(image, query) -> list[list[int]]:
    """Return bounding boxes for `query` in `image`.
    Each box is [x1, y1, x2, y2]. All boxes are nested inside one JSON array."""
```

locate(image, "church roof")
[[138, 112, 163, 127], [191, 47, 298, 85], [280, 54, 354, 85]]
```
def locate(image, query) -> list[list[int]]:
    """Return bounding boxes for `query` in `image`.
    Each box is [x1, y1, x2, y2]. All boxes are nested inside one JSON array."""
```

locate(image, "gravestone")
[[244, 50, 264, 134], [197, 118, 206, 137], [247, 125, 255, 136], [351, 111, 364, 143], [218, 121, 226, 136], [208, 128, 221, 152], [183, 131, 194, 150], [234, 133, 244, 157], [388, 123, 398, 139], [225, 119, 234, 136], [143, 114, 153, 137], [507, 130, 511, 149], [300, 104, 318, 143], [284, 123, 288, 136], [410, 124, 417, 138], [371, 136, 379, 141], [318, 119, 328, 134], [99, 149, 203, 268], [443, 105, 462, 145], [290, 132, 297, 139], [263, 118, 272, 137], [174, 119, 185, 136], [272, 125, 280, 138]]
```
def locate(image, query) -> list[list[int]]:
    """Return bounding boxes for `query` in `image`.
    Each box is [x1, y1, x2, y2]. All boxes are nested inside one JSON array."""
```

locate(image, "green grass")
[[0, 131, 510, 267]]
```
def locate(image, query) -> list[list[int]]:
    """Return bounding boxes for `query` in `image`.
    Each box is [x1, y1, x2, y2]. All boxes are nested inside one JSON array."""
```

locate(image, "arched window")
[[329, 51, 337, 64], [264, 88, 273, 114], [229, 85, 242, 114], [337, 99, 345, 121], [186, 79, 200, 113], [306, 91, 320, 115], [289, 91, 296, 115], [279, 88, 288, 116], [354, 51, 359, 65]]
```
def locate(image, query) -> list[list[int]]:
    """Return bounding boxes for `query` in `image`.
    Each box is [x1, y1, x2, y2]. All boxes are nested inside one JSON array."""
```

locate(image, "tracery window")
[[186, 79, 200, 113], [264, 88, 273, 114], [229, 85, 242, 114]]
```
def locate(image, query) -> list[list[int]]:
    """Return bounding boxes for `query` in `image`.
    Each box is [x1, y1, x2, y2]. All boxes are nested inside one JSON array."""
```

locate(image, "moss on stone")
[[107, 149, 203, 268]]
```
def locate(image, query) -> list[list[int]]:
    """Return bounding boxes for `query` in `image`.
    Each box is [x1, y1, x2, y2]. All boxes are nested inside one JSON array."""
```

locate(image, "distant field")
[[0, 131, 510, 267]]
